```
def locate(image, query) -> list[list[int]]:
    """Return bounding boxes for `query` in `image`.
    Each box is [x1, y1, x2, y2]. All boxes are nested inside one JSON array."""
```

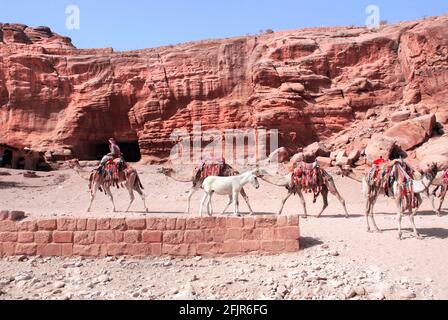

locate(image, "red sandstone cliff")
[[0, 16, 447, 162]]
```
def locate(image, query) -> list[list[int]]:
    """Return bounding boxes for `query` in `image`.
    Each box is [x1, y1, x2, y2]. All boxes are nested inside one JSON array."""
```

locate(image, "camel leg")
[[409, 209, 422, 239], [240, 188, 254, 215], [369, 192, 381, 232], [125, 190, 135, 213], [137, 188, 149, 213], [104, 185, 116, 213], [437, 186, 447, 217], [328, 183, 349, 218], [297, 191, 308, 219], [426, 188, 438, 216], [365, 190, 380, 233], [221, 195, 233, 215], [199, 193, 209, 217], [185, 188, 198, 214], [410, 194, 423, 239], [396, 198, 403, 240], [278, 192, 292, 215], [125, 175, 136, 212], [87, 184, 99, 213], [365, 194, 372, 233], [132, 176, 148, 213], [316, 187, 329, 218], [233, 191, 241, 217]]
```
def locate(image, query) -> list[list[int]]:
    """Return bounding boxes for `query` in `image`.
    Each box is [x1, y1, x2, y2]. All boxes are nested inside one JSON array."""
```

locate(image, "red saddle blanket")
[[194, 158, 227, 180], [102, 158, 131, 186], [290, 161, 323, 194], [443, 170, 448, 185]]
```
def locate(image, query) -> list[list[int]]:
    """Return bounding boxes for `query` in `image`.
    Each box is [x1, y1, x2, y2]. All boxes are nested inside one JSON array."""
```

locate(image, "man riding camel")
[[100, 138, 123, 167]]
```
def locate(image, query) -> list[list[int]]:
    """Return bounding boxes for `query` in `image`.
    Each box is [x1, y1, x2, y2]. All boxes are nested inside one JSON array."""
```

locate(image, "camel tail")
[[135, 174, 144, 190], [361, 177, 368, 198]]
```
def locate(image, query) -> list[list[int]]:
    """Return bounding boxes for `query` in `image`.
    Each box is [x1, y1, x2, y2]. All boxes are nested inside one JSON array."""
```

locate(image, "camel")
[[158, 163, 254, 214], [341, 164, 446, 217], [362, 160, 438, 239], [260, 162, 349, 219], [68, 159, 148, 213], [430, 169, 448, 216], [200, 169, 261, 217]]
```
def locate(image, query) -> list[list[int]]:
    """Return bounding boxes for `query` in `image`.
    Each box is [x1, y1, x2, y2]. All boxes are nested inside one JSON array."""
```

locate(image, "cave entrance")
[[92, 141, 142, 162]]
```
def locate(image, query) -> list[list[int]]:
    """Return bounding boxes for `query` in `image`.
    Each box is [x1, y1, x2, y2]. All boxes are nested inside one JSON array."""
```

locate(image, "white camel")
[[199, 169, 261, 217]]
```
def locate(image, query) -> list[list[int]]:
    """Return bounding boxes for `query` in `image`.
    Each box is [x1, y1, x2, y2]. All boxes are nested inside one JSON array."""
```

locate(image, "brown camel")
[[158, 162, 254, 214], [362, 160, 438, 239], [341, 164, 445, 217], [430, 169, 448, 216], [68, 159, 148, 213], [260, 161, 349, 219]]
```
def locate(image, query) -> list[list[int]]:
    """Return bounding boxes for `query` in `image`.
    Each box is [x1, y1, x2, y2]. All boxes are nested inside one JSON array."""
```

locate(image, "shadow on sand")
[[372, 210, 445, 217], [379, 227, 448, 239], [300, 237, 324, 249]]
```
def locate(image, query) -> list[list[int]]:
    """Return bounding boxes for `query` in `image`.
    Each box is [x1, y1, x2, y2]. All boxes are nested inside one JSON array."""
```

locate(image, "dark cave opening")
[[92, 141, 142, 163]]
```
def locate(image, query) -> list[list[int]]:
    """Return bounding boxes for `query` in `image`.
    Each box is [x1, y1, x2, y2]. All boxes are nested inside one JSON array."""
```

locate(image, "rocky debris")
[[304, 143, 331, 161], [289, 153, 304, 165], [316, 157, 332, 168], [347, 150, 361, 164], [365, 135, 398, 165], [384, 114, 436, 151], [391, 111, 411, 122], [0, 242, 436, 301], [268, 147, 290, 164], [415, 135, 448, 170], [436, 112, 448, 125]]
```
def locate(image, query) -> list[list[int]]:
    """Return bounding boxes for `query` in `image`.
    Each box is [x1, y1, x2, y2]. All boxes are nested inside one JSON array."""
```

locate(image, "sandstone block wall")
[[0, 215, 300, 257]]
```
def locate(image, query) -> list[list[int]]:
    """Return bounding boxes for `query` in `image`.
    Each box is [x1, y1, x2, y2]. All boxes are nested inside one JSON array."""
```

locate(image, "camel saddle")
[[367, 159, 417, 208], [99, 158, 130, 187], [443, 170, 448, 185], [193, 157, 227, 184], [290, 161, 323, 194]]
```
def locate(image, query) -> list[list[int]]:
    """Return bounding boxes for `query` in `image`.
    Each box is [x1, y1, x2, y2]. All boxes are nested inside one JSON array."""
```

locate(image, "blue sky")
[[1, 1, 447, 51]]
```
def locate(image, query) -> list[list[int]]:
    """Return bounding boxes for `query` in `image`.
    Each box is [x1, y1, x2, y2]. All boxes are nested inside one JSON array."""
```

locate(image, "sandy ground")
[[0, 164, 447, 300]]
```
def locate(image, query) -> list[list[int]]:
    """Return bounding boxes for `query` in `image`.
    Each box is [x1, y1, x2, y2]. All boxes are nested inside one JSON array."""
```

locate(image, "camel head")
[[157, 167, 175, 176], [339, 165, 353, 178], [424, 162, 439, 178], [67, 159, 81, 169]]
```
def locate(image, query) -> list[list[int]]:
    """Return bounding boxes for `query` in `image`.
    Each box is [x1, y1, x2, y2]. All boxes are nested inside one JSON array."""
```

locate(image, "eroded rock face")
[[416, 135, 448, 170], [365, 135, 397, 165], [384, 114, 436, 151], [0, 15, 447, 162]]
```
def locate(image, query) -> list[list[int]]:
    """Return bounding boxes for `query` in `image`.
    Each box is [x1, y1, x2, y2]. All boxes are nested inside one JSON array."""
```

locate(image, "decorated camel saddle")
[[367, 158, 417, 207], [193, 157, 227, 185], [99, 157, 131, 188], [289, 161, 323, 195], [443, 169, 448, 185]]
